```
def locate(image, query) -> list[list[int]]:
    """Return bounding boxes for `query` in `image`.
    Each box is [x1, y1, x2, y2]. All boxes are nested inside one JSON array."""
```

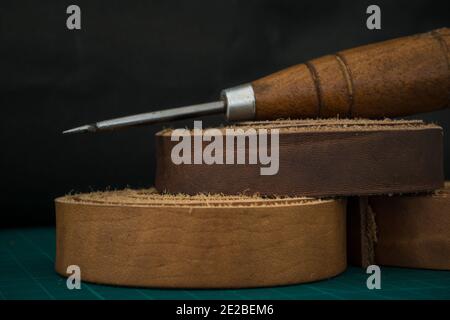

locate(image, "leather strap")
[[155, 119, 443, 197], [348, 182, 450, 270], [55, 189, 347, 288]]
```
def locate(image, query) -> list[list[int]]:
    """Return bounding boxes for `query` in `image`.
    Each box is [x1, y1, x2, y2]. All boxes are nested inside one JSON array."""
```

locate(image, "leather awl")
[[64, 28, 449, 134]]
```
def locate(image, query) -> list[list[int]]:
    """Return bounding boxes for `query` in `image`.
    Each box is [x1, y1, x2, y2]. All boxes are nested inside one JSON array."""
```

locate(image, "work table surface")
[[0, 228, 449, 300]]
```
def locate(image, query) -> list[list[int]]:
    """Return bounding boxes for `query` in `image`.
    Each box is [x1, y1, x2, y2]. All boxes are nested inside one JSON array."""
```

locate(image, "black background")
[[1, 0, 449, 227]]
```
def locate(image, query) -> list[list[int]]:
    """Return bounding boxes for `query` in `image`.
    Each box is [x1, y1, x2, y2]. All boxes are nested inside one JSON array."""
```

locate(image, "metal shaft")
[[63, 101, 225, 134], [63, 84, 256, 134]]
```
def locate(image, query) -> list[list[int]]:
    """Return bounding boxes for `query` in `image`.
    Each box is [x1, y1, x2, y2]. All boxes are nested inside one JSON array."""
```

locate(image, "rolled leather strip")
[[155, 119, 443, 197], [55, 189, 347, 288], [347, 197, 376, 268], [348, 182, 450, 270]]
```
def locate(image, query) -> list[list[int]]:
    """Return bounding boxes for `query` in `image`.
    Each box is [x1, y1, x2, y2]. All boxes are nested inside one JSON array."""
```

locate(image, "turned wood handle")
[[252, 28, 450, 119]]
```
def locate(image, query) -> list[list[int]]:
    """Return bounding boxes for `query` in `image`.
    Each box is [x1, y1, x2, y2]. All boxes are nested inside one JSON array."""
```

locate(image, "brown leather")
[[347, 197, 376, 268], [55, 189, 347, 288], [155, 119, 443, 197], [348, 182, 450, 270], [252, 28, 449, 119]]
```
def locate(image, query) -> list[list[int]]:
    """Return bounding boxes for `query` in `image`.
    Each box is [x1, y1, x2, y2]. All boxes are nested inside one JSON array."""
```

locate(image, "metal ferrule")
[[221, 83, 256, 121]]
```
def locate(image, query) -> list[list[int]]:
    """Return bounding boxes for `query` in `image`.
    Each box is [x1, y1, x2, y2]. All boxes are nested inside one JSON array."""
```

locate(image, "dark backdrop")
[[1, 0, 449, 227]]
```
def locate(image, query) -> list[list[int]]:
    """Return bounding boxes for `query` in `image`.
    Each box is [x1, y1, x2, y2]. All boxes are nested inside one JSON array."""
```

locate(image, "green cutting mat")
[[0, 228, 449, 300]]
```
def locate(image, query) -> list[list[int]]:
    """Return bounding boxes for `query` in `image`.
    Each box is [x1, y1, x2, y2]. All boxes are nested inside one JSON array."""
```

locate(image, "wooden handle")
[[252, 28, 450, 119]]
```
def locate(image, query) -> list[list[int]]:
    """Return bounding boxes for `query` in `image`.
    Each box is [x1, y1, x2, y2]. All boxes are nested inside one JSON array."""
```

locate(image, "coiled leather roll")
[[348, 182, 450, 270], [55, 189, 347, 288], [155, 119, 443, 197]]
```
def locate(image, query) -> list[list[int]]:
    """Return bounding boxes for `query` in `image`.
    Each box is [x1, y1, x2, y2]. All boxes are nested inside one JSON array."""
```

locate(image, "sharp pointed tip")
[[63, 125, 95, 135]]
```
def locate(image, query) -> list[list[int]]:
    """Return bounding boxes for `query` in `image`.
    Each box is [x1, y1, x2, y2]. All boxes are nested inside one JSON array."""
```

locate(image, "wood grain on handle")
[[252, 28, 450, 119]]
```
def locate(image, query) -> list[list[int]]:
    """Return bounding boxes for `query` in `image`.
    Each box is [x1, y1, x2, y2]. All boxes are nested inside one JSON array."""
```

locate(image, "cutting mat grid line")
[[0, 228, 449, 300]]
